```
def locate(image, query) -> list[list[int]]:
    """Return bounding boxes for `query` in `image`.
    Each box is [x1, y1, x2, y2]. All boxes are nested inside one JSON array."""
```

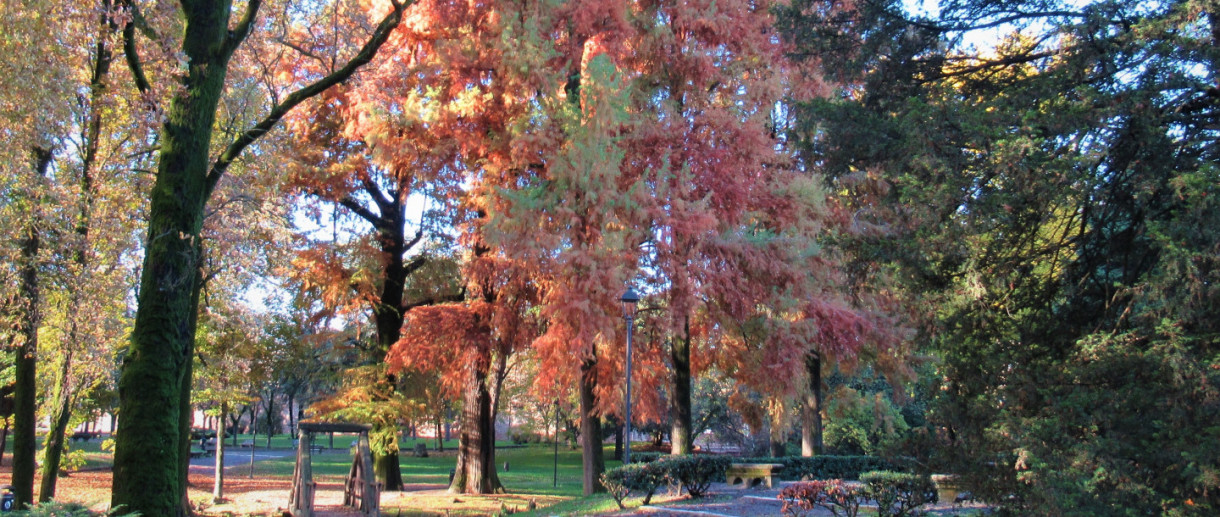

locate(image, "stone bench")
[[726, 463, 785, 489]]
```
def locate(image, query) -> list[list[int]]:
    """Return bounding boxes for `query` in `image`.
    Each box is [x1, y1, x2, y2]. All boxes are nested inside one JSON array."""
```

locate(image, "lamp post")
[[620, 286, 640, 465], [553, 399, 559, 487]]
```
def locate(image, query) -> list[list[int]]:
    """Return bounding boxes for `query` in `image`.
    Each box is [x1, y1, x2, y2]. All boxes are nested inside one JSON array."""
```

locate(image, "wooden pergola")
[[289, 422, 380, 517]]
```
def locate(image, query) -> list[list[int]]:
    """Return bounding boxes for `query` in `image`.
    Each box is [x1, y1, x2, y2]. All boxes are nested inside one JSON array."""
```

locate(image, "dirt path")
[[0, 467, 991, 516], [624, 482, 991, 517]]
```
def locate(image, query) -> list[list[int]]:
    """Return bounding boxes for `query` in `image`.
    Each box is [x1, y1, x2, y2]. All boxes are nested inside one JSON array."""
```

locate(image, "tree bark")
[[0, 418, 9, 467], [435, 413, 443, 451], [579, 358, 606, 495], [448, 365, 504, 494], [371, 426, 404, 491], [213, 402, 227, 502], [613, 422, 623, 461], [800, 353, 824, 457], [38, 349, 76, 502], [670, 319, 693, 456], [110, 1, 406, 514], [40, 9, 118, 499], [286, 392, 295, 437], [178, 333, 197, 514], [13, 146, 53, 510], [264, 393, 276, 446], [112, 3, 231, 511]]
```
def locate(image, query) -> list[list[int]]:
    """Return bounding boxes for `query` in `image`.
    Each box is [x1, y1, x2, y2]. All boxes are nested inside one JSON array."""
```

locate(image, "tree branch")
[[204, 0, 408, 199], [223, 0, 264, 58], [402, 288, 467, 312], [275, 37, 326, 65], [336, 195, 380, 226], [362, 176, 394, 212], [923, 50, 1056, 82], [121, 0, 151, 94], [404, 228, 424, 252]]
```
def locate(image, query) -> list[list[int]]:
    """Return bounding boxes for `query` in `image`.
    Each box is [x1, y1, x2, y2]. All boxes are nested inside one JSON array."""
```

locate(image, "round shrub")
[[860, 470, 937, 517]]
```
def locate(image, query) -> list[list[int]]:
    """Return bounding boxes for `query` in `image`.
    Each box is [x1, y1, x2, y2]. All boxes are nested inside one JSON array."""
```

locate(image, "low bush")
[[738, 455, 901, 481], [860, 470, 937, 517], [653, 455, 731, 498], [11, 502, 137, 516], [600, 462, 669, 509], [778, 480, 865, 517], [629, 451, 668, 464]]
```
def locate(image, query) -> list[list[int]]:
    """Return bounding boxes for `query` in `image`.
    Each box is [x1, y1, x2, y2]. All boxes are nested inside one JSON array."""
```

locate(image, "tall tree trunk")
[[109, 0, 407, 512], [0, 418, 9, 467], [371, 425, 404, 490], [177, 335, 197, 514], [39, 9, 118, 500], [229, 410, 242, 447], [435, 413, 443, 451], [769, 398, 788, 458], [579, 358, 605, 495], [264, 393, 276, 446], [613, 422, 623, 461], [111, 2, 232, 510], [176, 268, 206, 514], [213, 402, 227, 502], [800, 353, 823, 456], [449, 365, 504, 494], [286, 392, 295, 437], [38, 349, 76, 502], [670, 319, 693, 456], [13, 146, 53, 510]]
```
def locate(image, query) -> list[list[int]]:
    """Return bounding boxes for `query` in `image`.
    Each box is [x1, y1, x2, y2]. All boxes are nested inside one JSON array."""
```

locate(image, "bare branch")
[[121, 4, 150, 93], [336, 195, 381, 226], [205, 0, 408, 199], [224, 0, 265, 58], [402, 288, 467, 312]]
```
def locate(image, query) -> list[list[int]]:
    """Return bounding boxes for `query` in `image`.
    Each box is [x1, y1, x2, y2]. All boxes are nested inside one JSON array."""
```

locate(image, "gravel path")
[[618, 481, 991, 516]]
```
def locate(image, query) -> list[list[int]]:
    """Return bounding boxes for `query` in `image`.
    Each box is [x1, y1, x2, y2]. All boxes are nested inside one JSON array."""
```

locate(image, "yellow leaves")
[[451, 86, 493, 119]]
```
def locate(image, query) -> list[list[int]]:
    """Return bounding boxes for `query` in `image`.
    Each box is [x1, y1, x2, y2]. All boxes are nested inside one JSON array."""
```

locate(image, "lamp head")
[[620, 287, 640, 319]]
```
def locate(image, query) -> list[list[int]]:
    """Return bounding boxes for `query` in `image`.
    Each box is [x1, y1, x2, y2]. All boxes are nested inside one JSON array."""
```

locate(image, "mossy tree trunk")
[[109, 1, 406, 513], [111, 7, 227, 506], [38, 349, 75, 502]]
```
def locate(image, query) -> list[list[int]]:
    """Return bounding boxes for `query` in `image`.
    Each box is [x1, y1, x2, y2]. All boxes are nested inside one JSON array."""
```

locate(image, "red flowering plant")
[[779, 480, 865, 517]]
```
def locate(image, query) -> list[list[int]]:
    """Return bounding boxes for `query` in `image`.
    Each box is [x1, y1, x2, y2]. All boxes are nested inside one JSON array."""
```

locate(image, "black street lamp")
[[620, 286, 640, 464]]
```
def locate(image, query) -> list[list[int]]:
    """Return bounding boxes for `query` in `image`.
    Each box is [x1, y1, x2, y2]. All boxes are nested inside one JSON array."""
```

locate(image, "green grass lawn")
[[252, 443, 620, 497], [233, 443, 625, 515], [22, 432, 631, 515]]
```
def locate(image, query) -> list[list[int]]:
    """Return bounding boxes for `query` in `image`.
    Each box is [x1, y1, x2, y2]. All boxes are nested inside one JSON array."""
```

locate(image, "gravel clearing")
[[615, 481, 992, 516]]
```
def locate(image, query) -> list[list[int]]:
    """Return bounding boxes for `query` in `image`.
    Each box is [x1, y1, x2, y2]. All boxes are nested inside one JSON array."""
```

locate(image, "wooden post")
[[358, 432, 380, 516], [289, 428, 314, 517]]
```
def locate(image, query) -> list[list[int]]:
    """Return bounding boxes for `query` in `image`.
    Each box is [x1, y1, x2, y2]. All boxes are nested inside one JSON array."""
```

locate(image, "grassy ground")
[[252, 443, 619, 495], [11, 433, 639, 515], [201, 441, 623, 515]]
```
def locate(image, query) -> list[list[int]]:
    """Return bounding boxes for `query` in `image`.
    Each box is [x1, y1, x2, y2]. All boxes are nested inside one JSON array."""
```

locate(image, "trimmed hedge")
[[737, 455, 900, 481], [602, 454, 732, 506], [629, 451, 669, 464], [653, 455, 732, 497], [601, 462, 669, 509], [860, 470, 937, 517]]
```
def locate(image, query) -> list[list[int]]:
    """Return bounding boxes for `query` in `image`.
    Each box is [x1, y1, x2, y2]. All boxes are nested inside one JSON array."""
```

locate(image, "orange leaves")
[[389, 304, 492, 392]]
